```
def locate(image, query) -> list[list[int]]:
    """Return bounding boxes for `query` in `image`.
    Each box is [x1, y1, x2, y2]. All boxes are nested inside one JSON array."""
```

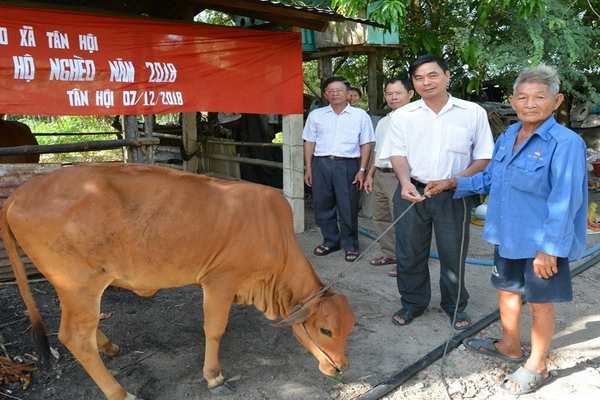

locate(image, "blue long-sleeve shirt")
[[455, 116, 588, 260]]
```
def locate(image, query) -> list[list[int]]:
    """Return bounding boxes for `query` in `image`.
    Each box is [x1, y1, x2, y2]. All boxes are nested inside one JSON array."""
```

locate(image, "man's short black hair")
[[408, 55, 449, 77], [349, 87, 362, 97], [385, 77, 413, 91], [322, 76, 350, 92]]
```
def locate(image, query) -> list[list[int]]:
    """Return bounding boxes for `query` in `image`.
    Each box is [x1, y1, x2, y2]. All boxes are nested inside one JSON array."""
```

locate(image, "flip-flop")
[[345, 251, 359, 262], [463, 337, 526, 364], [446, 311, 471, 330], [500, 366, 553, 395], [369, 257, 396, 266], [313, 244, 340, 256], [391, 308, 424, 326]]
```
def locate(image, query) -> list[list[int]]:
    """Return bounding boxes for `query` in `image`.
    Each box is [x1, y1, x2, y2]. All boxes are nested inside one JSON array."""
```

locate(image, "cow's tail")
[[1, 201, 53, 371]]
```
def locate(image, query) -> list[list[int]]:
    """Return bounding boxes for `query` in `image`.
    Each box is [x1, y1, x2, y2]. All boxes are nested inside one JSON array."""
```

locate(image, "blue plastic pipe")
[[358, 226, 600, 265]]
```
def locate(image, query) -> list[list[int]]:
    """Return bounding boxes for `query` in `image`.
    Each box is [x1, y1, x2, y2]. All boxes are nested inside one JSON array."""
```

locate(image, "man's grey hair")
[[513, 64, 560, 96]]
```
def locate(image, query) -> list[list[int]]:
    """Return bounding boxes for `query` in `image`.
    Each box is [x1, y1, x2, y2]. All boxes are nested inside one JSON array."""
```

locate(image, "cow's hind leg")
[[97, 328, 120, 356], [54, 285, 132, 400]]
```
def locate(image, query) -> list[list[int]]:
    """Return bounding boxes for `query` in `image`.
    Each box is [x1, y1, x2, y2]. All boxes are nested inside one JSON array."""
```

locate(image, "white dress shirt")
[[373, 110, 394, 169], [378, 95, 494, 182]]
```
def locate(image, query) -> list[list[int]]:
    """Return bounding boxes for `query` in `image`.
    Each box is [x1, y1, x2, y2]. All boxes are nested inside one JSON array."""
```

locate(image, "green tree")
[[195, 10, 235, 26], [16, 116, 122, 163], [325, 0, 599, 101]]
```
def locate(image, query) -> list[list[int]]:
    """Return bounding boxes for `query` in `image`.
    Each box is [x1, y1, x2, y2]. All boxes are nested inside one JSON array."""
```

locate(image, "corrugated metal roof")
[[5, 0, 384, 32]]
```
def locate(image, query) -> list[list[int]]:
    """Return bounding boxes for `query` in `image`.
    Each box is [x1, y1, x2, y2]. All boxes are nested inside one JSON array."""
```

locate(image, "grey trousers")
[[371, 171, 398, 258]]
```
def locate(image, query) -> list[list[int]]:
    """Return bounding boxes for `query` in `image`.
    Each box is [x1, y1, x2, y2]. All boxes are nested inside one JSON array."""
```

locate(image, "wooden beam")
[[190, 0, 331, 31], [303, 44, 406, 61], [0, 138, 159, 157]]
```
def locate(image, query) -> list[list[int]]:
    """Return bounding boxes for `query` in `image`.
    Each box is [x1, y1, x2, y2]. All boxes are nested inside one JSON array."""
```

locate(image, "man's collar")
[[326, 103, 351, 114]]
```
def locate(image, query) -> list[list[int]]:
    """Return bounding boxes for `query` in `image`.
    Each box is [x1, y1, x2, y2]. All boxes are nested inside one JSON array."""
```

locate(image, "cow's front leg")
[[201, 288, 234, 393]]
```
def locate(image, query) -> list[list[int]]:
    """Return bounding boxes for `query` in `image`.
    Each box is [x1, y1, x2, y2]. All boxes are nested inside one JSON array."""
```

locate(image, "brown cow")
[[0, 116, 40, 163], [1, 163, 355, 400]]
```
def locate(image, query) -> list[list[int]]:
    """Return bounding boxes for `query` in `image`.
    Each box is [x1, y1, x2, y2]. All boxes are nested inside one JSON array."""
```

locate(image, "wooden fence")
[[0, 164, 63, 282], [0, 137, 160, 160]]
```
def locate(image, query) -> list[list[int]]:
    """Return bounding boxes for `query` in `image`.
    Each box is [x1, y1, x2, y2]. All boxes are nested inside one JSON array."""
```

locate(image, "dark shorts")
[[491, 246, 573, 303]]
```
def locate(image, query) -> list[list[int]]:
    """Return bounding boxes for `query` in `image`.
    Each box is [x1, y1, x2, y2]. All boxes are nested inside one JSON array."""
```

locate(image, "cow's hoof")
[[209, 382, 235, 395], [104, 343, 120, 357]]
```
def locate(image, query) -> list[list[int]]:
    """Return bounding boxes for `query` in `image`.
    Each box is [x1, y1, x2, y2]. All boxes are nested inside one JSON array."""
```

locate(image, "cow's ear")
[[272, 301, 318, 327]]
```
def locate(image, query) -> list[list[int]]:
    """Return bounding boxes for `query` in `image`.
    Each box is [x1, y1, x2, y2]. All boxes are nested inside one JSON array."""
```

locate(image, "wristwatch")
[[359, 167, 367, 172]]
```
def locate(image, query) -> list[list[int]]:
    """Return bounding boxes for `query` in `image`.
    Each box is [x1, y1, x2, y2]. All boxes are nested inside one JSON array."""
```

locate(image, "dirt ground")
[[1, 198, 600, 400]]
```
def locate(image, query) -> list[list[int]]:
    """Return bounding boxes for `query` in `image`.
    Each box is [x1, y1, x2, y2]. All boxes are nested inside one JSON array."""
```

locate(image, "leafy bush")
[[272, 132, 283, 143], [15, 116, 123, 163]]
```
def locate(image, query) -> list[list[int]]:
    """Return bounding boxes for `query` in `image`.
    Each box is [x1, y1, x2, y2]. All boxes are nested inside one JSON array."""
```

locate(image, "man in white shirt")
[[364, 78, 414, 275], [303, 76, 375, 263], [379, 55, 494, 329]]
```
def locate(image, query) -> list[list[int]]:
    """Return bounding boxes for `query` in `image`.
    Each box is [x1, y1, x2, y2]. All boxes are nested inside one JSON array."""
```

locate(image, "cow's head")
[[275, 291, 355, 376]]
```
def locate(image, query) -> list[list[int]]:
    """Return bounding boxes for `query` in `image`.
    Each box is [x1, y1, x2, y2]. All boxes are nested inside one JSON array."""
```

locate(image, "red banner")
[[0, 5, 303, 116]]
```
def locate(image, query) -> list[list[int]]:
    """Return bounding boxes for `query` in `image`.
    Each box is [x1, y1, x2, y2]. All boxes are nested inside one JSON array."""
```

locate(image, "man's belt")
[[376, 167, 394, 173], [410, 178, 451, 192], [320, 155, 357, 161], [410, 178, 427, 188]]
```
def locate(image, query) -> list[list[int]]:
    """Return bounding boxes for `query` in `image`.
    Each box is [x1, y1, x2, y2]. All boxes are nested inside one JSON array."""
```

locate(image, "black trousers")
[[392, 184, 471, 314], [311, 157, 360, 252]]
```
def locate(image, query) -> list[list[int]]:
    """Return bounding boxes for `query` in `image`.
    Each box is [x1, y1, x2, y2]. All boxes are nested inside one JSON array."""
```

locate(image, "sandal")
[[446, 311, 471, 330], [313, 244, 340, 256], [345, 251, 359, 263], [391, 308, 424, 326], [369, 257, 396, 266], [500, 366, 553, 395], [463, 337, 525, 364]]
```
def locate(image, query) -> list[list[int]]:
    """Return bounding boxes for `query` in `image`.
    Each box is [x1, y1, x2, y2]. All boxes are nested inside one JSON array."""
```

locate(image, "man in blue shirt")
[[425, 65, 588, 395]]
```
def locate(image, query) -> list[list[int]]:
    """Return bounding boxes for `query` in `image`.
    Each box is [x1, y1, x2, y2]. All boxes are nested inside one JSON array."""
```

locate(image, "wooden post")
[[179, 0, 199, 173], [123, 115, 141, 163], [182, 112, 198, 173], [367, 50, 384, 115], [318, 56, 332, 105], [144, 115, 155, 164]]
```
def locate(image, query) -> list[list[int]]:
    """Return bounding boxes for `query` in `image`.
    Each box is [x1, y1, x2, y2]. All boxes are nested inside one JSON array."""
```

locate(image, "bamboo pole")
[[0, 138, 159, 157], [202, 153, 283, 169], [203, 138, 282, 147]]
